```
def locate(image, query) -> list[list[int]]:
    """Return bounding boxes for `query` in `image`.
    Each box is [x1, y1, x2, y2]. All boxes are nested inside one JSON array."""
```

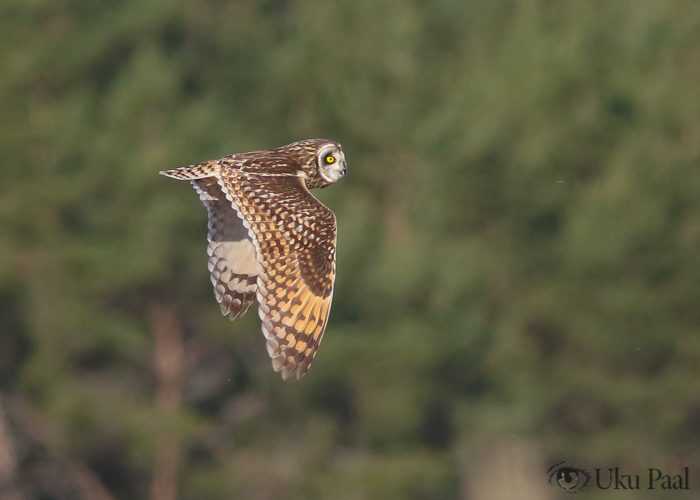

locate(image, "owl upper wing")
[[217, 167, 337, 380], [160, 161, 260, 320]]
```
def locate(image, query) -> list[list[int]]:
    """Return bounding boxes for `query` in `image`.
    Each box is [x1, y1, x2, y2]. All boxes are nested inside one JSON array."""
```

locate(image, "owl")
[[160, 139, 346, 380]]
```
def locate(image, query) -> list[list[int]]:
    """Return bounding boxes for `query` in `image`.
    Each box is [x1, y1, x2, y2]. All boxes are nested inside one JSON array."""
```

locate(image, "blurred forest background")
[[2, 0, 700, 499]]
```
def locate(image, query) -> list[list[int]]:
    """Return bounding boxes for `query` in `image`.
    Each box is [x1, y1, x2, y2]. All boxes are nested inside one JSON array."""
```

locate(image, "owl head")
[[282, 139, 347, 189]]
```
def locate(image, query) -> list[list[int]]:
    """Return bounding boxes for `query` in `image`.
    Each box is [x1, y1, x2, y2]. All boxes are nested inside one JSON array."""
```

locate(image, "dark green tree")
[[1, 1, 700, 499]]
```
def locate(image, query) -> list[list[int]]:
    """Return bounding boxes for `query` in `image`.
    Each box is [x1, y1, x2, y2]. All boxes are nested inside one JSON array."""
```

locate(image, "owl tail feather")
[[159, 160, 220, 181]]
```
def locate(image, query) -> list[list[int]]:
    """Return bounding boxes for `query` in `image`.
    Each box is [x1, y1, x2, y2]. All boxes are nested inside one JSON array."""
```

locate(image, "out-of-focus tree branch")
[[4, 394, 117, 500], [0, 394, 22, 500], [150, 305, 184, 500]]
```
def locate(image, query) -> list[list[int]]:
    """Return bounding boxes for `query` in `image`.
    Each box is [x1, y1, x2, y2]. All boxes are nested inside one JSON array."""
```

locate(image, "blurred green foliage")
[[1, 0, 700, 498]]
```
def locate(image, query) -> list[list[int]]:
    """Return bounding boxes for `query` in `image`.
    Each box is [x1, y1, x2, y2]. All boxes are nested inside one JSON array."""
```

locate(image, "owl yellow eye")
[[325, 155, 335, 164]]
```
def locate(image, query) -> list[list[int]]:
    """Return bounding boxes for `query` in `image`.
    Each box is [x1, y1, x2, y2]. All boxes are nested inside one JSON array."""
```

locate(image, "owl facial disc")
[[317, 144, 347, 184]]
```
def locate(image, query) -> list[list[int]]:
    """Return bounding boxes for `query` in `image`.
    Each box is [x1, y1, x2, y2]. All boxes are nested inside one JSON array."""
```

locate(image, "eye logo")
[[547, 461, 592, 493]]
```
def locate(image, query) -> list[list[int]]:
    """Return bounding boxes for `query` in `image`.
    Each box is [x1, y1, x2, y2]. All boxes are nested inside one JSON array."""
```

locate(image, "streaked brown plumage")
[[160, 139, 346, 379]]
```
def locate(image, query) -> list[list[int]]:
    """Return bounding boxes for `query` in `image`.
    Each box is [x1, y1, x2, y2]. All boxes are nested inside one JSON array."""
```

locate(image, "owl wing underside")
[[160, 161, 261, 320], [218, 169, 337, 380], [191, 178, 261, 320]]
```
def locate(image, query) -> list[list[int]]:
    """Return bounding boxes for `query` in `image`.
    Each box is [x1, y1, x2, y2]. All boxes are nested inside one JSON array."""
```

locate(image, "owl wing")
[[218, 167, 337, 380], [160, 161, 260, 320], [192, 178, 261, 320]]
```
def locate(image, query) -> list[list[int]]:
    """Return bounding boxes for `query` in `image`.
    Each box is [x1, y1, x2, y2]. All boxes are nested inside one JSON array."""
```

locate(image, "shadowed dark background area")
[[1, 1, 700, 499]]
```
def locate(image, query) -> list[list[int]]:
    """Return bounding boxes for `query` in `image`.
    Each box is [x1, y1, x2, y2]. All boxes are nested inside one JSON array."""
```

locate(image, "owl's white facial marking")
[[317, 144, 347, 184]]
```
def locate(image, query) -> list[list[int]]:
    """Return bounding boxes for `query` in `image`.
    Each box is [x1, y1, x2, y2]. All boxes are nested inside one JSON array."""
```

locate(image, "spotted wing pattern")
[[217, 168, 337, 380]]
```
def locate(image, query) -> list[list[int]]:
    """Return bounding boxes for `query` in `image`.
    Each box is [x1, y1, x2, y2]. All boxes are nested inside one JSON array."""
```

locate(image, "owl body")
[[161, 139, 346, 379]]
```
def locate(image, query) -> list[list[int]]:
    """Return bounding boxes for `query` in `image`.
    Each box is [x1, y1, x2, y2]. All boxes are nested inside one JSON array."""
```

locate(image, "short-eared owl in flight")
[[160, 139, 346, 379]]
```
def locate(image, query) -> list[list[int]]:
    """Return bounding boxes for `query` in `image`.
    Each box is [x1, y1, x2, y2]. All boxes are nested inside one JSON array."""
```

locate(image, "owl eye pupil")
[[326, 155, 335, 163]]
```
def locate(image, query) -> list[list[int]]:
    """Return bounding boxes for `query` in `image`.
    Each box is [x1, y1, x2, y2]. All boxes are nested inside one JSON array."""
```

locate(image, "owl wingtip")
[[280, 360, 298, 380], [159, 168, 180, 178], [160, 163, 219, 180]]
